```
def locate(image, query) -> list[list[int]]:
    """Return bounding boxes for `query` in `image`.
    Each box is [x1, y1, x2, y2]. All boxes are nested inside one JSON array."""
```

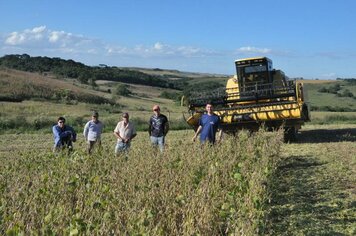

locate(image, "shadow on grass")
[[266, 155, 354, 235], [297, 128, 356, 143]]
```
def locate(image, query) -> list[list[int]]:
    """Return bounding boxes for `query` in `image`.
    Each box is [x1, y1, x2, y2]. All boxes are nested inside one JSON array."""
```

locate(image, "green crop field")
[[1, 129, 284, 235], [0, 124, 355, 235]]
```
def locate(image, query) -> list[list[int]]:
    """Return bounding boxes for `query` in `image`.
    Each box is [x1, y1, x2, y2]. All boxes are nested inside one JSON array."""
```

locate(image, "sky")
[[0, 0, 355, 79]]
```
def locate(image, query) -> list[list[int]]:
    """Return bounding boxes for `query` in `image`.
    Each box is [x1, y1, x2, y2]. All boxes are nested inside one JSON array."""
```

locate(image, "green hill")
[[0, 54, 229, 90], [302, 79, 356, 112]]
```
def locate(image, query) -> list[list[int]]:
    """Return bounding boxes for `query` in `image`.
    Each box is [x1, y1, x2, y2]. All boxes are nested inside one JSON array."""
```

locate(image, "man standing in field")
[[148, 105, 169, 152], [192, 103, 222, 145], [114, 112, 137, 155], [83, 111, 104, 154], [52, 116, 77, 153]]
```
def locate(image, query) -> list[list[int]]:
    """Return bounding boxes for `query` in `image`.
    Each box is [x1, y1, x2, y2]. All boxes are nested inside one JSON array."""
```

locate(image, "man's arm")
[[83, 122, 89, 140], [164, 121, 169, 136], [69, 126, 77, 142], [130, 133, 137, 141], [217, 129, 223, 143], [148, 118, 152, 136], [113, 131, 122, 140], [192, 125, 203, 142], [52, 126, 61, 146]]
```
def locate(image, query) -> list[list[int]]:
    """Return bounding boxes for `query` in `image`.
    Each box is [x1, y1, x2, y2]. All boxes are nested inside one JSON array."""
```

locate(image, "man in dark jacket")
[[52, 116, 77, 153], [148, 105, 169, 152]]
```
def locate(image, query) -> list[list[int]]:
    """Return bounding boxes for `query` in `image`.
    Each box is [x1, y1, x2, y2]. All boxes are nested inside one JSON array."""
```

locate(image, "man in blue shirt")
[[52, 117, 77, 153], [192, 103, 222, 144]]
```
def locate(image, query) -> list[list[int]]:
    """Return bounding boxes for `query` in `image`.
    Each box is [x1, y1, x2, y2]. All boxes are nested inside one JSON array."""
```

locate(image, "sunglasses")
[[58, 121, 64, 123]]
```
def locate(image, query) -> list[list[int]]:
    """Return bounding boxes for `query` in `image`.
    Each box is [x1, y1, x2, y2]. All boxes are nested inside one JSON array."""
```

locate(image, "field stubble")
[[266, 124, 356, 235]]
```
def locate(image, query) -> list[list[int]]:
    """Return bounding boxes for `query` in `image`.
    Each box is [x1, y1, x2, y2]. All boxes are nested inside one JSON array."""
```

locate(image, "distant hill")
[[0, 54, 229, 91], [0, 68, 112, 104]]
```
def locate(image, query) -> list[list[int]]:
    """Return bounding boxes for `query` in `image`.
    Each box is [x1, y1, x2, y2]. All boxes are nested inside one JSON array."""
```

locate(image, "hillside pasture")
[[304, 80, 356, 111], [0, 69, 112, 104]]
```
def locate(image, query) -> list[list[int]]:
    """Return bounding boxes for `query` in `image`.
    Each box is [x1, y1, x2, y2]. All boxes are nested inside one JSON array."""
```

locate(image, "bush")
[[159, 91, 182, 101], [33, 116, 54, 130], [114, 84, 131, 96]]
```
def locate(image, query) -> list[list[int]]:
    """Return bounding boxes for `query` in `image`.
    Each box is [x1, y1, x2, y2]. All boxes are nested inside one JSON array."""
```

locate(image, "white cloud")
[[153, 42, 163, 50], [2, 26, 97, 53], [5, 32, 26, 45], [29, 26, 46, 34], [106, 41, 217, 58], [5, 25, 47, 45], [237, 46, 272, 54], [1, 26, 219, 59]]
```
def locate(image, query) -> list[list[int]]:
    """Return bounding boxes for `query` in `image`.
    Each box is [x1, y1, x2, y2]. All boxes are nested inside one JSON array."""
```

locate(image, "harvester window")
[[244, 65, 267, 73]]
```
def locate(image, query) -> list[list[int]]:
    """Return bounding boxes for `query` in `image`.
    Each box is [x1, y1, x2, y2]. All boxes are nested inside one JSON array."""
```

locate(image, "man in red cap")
[[148, 104, 169, 152]]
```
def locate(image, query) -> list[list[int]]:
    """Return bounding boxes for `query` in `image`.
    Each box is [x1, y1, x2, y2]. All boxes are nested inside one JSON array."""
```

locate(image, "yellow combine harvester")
[[184, 57, 310, 141]]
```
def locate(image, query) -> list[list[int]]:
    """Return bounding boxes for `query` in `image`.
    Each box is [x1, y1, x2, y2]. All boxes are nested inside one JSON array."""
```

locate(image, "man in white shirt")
[[114, 112, 137, 155], [83, 111, 104, 154]]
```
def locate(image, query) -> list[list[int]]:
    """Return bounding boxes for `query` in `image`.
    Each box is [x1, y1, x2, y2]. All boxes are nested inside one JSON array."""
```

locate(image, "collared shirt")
[[83, 120, 104, 141], [52, 124, 77, 147], [114, 121, 136, 141]]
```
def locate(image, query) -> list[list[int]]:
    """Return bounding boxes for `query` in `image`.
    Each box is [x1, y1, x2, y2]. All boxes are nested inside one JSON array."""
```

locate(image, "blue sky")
[[0, 0, 355, 79]]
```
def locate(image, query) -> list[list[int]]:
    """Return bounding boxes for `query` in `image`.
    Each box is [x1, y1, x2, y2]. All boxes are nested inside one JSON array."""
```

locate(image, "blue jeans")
[[150, 136, 165, 152], [115, 141, 131, 155]]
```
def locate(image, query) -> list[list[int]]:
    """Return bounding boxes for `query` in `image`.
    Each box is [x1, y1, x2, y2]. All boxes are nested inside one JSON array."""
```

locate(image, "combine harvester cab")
[[184, 57, 310, 141]]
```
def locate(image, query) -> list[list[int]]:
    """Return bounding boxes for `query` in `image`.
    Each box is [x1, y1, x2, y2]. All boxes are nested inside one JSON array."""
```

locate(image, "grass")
[[266, 124, 356, 235], [304, 81, 356, 111], [0, 99, 187, 133], [310, 111, 356, 125]]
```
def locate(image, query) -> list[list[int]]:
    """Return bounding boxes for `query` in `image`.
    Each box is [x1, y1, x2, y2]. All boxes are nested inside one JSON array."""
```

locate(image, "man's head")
[[153, 105, 160, 115], [206, 103, 213, 114], [122, 112, 129, 122], [57, 117, 65, 128], [92, 111, 99, 121]]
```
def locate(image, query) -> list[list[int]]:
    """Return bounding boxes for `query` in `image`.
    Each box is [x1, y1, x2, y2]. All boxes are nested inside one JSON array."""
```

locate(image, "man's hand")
[[192, 126, 202, 142]]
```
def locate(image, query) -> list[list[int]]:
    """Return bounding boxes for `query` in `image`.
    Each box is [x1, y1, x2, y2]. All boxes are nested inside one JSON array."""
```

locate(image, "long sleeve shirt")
[[52, 125, 77, 147], [83, 120, 103, 141]]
